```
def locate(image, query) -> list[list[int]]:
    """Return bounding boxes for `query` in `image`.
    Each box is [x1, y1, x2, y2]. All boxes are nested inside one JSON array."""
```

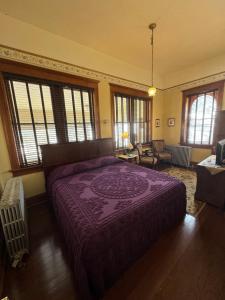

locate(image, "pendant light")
[[148, 23, 157, 97]]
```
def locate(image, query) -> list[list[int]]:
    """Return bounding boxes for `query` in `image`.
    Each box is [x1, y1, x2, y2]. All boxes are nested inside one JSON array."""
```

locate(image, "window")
[[7, 79, 57, 167], [181, 81, 224, 147], [63, 87, 95, 142], [112, 86, 151, 148], [2, 70, 98, 172]]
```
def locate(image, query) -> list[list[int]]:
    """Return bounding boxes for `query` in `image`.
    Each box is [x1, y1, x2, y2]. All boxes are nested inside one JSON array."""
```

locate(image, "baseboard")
[[26, 192, 47, 208]]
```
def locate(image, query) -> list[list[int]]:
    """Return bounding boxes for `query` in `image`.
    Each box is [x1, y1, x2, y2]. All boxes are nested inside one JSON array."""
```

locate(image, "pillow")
[[47, 155, 121, 189]]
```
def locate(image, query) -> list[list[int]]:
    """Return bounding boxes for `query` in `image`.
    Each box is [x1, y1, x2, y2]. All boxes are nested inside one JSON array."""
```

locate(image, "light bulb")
[[148, 86, 157, 97]]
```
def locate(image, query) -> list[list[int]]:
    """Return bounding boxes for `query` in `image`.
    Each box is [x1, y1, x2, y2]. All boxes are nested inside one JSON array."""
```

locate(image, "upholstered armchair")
[[152, 140, 172, 164], [136, 143, 158, 169]]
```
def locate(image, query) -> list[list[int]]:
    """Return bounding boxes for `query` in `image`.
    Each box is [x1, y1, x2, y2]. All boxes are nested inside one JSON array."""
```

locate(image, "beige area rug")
[[162, 167, 205, 217]]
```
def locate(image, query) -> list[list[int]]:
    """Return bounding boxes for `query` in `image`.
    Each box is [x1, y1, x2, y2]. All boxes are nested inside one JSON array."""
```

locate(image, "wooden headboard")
[[41, 138, 114, 176]]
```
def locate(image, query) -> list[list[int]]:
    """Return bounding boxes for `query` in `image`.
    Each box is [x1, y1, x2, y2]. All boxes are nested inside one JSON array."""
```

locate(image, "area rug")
[[162, 167, 205, 216]]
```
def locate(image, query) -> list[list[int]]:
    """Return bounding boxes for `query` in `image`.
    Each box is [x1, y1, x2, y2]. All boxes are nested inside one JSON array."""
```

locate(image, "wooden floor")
[[2, 202, 225, 300]]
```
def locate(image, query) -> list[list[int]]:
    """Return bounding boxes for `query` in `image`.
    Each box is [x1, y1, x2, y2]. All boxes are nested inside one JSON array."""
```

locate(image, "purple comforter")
[[48, 156, 186, 299]]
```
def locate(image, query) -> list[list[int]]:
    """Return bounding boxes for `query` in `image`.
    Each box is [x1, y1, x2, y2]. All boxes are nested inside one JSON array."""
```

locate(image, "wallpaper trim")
[[167, 72, 225, 92], [0, 45, 149, 92], [0, 45, 224, 92]]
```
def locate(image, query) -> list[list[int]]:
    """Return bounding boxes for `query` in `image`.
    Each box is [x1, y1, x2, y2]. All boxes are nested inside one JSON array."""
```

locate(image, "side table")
[[117, 154, 138, 164]]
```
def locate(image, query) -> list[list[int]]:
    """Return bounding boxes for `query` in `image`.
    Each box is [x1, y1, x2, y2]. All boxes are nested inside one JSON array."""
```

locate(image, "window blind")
[[133, 98, 148, 145], [114, 95, 130, 148], [8, 79, 57, 167], [114, 94, 151, 148], [63, 87, 95, 142], [5, 75, 96, 168]]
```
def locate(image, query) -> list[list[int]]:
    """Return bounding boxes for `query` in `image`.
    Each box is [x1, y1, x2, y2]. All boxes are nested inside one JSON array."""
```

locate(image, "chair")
[[136, 143, 158, 169], [152, 140, 172, 164]]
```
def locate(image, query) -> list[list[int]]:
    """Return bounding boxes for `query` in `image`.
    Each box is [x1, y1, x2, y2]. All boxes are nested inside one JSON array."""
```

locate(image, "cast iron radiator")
[[0, 177, 29, 267], [165, 144, 192, 167]]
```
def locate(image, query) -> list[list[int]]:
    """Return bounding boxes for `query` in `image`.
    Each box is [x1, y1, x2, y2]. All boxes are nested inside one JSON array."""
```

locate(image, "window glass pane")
[[48, 124, 57, 144], [117, 97, 122, 122], [42, 86, 54, 123], [13, 81, 32, 123], [64, 87, 95, 142], [123, 97, 128, 122], [21, 124, 38, 164], [64, 88, 74, 123], [114, 94, 150, 148], [64, 88, 76, 142], [187, 91, 217, 145], [83, 91, 91, 123], [29, 83, 45, 123], [9, 80, 57, 167]]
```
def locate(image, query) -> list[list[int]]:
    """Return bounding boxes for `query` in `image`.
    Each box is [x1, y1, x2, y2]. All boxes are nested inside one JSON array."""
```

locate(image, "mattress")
[[48, 156, 186, 299]]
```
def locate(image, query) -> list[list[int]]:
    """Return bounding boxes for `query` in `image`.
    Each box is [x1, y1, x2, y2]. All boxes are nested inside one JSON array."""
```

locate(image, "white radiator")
[[0, 177, 29, 267], [166, 144, 192, 168]]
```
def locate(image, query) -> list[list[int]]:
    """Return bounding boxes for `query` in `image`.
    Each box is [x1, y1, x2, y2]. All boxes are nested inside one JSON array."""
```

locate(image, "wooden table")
[[195, 155, 225, 209]]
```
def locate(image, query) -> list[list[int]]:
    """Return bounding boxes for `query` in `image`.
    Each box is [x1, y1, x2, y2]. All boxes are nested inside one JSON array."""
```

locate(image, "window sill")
[[12, 165, 43, 176], [180, 143, 213, 149]]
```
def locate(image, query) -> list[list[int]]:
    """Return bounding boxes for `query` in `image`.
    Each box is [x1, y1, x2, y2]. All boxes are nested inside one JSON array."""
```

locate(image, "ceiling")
[[1, 0, 225, 75]]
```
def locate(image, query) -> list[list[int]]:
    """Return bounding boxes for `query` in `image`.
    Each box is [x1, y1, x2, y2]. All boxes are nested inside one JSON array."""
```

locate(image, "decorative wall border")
[[165, 72, 225, 92], [0, 44, 224, 92], [0, 45, 149, 92]]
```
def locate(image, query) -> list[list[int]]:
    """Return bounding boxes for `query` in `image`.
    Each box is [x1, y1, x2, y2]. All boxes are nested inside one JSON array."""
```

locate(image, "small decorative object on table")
[[121, 131, 134, 155], [127, 142, 134, 155]]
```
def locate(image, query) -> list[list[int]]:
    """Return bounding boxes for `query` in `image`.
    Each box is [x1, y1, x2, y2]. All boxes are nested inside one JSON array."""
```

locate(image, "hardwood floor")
[[2, 202, 225, 300]]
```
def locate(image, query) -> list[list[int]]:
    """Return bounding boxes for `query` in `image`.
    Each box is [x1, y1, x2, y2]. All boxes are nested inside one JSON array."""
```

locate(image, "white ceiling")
[[1, 0, 225, 75]]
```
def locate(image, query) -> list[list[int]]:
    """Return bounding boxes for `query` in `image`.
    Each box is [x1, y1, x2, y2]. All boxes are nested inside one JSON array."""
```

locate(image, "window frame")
[[180, 81, 224, 148], [0, 58, 100, 175], [110, 84, 152, 149]]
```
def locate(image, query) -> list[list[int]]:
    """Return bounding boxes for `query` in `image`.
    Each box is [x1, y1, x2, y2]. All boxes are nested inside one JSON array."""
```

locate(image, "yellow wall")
[[0, 12, 164, 87], [164, 53, 225, 89], [162, 46, 225, 163], [163, 83, 225, 162], [0, 116, 11, 194], [152, 90, 164, 140]]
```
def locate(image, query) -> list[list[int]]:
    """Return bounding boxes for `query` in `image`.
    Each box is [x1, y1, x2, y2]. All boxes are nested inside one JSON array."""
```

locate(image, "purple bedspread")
[[48, 156, 186, 299]]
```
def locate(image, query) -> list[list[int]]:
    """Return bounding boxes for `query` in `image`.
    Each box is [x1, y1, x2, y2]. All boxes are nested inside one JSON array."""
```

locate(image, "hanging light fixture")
[[148, 23, 157, 97]]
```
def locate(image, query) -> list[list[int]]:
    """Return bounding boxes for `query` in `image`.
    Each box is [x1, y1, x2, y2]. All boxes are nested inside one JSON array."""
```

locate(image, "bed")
[[41, 138, 186, 300]]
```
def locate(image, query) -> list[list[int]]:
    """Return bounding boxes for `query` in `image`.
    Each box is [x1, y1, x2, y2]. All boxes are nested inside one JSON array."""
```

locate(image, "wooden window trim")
[[180, 80, 224, 148], [110, 84, 150, 99], [110, 84, 152, 148], [0, 58, 100, 176]]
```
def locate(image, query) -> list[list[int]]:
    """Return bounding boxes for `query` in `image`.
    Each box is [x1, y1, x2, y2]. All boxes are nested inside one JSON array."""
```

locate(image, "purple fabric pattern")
[[48, 157, 186, 299], [91, 173, 149, 199], [47, 155, 121, 194]]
